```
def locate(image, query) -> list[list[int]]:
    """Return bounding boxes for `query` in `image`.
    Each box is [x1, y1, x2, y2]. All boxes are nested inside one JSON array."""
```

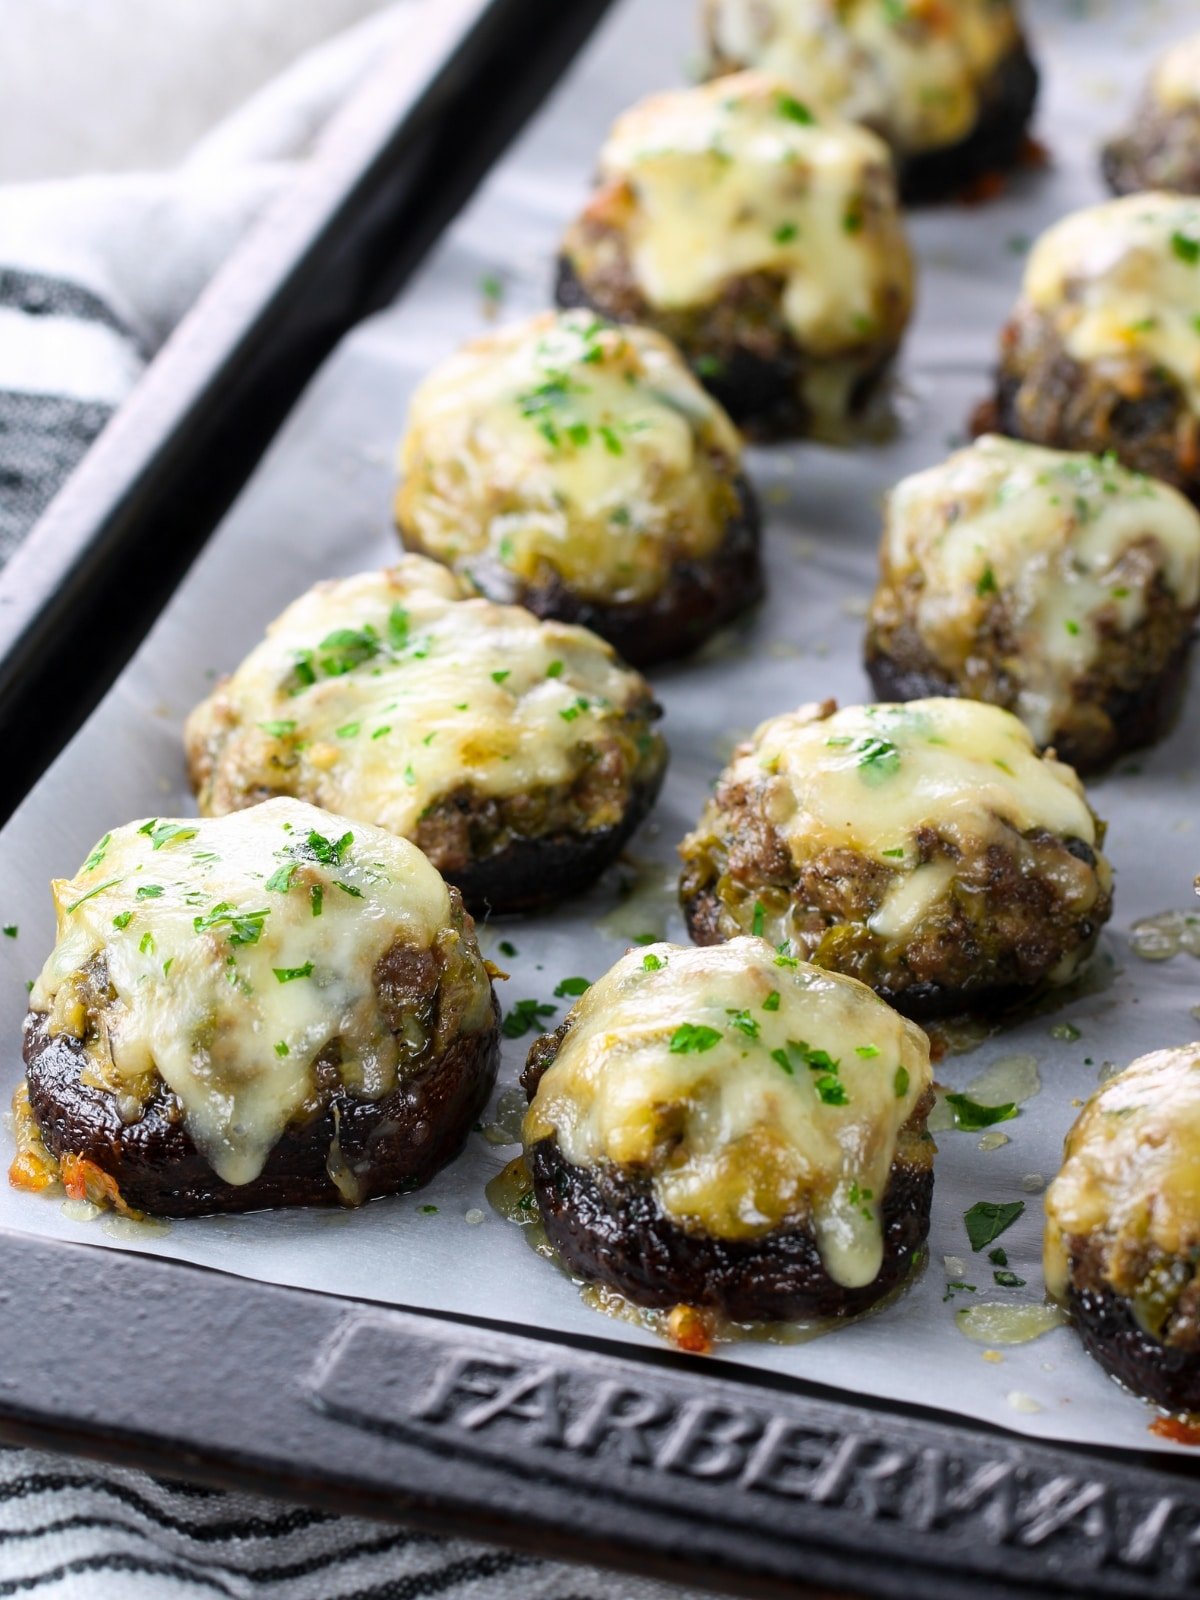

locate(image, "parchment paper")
[[3, 0, 1200, 1455]]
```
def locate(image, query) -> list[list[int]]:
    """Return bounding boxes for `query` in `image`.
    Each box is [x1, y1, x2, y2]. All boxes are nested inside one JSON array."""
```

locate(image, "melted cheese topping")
[[705, 0, 1021, 154], [723, 698, 1105, 943], [525, 937, 932, 1287], [1044, 1045, 1200, 1302], [396, 312, 742, 605], [30, 799, 490, 1187], [1024, 193, 1200, 408], [595, 73, 912, 351], [186, 559, 655, 835], [1152, 33, 1200, 114], [880, 436, 1200, 745]]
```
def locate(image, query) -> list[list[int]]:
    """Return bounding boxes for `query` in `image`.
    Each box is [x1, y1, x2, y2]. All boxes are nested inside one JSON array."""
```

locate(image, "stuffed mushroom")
[[981, 194, 1200, 503], [521, 937, 935, 1326], [1103, 34, 1200, 197], [555, 74, 914, 440], [1045, 1044, 1200, 1412], [394, 311, 761, 662], [678, 698, 1113, 1018], [10, 799, 500, 1218], [185, 559, 668, 916], [865, 435, 1200, 773], [702, 0, 1039, 202]]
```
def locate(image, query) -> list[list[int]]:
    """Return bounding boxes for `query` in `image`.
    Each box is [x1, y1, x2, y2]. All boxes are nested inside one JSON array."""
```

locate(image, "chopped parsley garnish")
[[545, 660, 563, 678], [559, 697, 591, 722], [669, 1023, 722, 1054], [856, 1044, 880, 1059], [502, 998, 557, 1039], [372, 726, 391, 740], [882, 847, 905, 859], [419, 1204, 438, 1215], [273, 962, 314, 983], [65, 877, 123, 914], [1171, 229, 1200, 265], [964, 1200, 1025, 1252], [195, 904, 270, 946], [554, 976, 590, 998], [2, 926, 17, 939], [335, 880, 362, 898], [139, 820, 198, 851], [976, 566, 998, 597], [301, 829, 353, 866], [310, 885, 324, 918], [943, 1281, 976, 1302], [944, 1093, 1017, 1131], [993, 1269, 1026, 1288], [139, 931, 155, 955], [265, 863, 298, 893], [136, 885, 164, 900], [694, 353, 724, 378], [403, 762, 416, 784], [82, 833, 112, 872], [1064, 619, 1081, 637], [988, 1246, 1007, 1266], [1051, 1022, 1081, 1042], [642, 953, 665, 971], [775, 90, 814, 124], [774, 949, 798, 969], [762, 990, 780, 1011], [491, 670, 511, 684], [274, 1042, 290, 1057], [318, 625, 382, 676], [336, 722, 360, 739], [854, 736, 900, 782], [751, 900, 765, 936], [894, 1065, 910, 1098], [773, 221, 798, 245], [598, 424, 624, 456], [258, 720, 296, 737], [772, 1039, 847, 1104], [499, 940, 519, 958], [112, 911, 133, 930], [726, 1008, 759, 1039]]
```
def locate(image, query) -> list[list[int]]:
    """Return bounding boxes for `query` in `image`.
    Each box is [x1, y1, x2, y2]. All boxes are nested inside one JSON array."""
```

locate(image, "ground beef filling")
[[680, 782, 1111, 1013]]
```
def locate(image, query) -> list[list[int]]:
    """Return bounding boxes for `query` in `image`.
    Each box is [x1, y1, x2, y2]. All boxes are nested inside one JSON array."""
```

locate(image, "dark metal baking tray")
[[1, 3, 1199, 1597]]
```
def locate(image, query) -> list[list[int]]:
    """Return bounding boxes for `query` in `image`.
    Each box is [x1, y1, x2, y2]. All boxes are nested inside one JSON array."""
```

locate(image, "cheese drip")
[[30, 799, 481, 1186], [186, 559, 654, 835], [1044, 1045, 1200, 1303], [396, 312, 742, 605], [525, 938, 932, 1287], [1024, 193, 1200, 407], [704, 0, 1021, 154], [881, 436, 1200, 745], [723, 698, 1105, 944], [1153, 33, 1200, 113], [595, 73, 911, 350]]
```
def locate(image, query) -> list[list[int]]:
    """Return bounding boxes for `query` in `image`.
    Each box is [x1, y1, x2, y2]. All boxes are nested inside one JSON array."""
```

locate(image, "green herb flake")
[[274, 1041, 290, 1057], [336, 721, 361, 739], [265, 863, 298, 894], [854, 736, 900, 783], [775, 90, 814, 124], [194, 904, 270, 947], [988, 1246, 1008, 1266], [1050, 1022, 1081, 1041], [856, 1044, 880, 1058], [545, 660, 564, 678], [82, 833, 112, 872], [943, 1280, 976, 1302], [258, 719, 296, 737], [554, 976, 590, 998], [112, 911, 133, 930], [993, 1269, 1026, 1287], [335, 880, 362, 898], [419, 1204, 439, 1215], [751, 900, 765, 936], [2, 926, 17, 939], [773, 221, 798, 244], [136, 885, 164, 900], [1172, 229, 1200, 265], [65, 877, 124, 914], [944, 1093, 1018, 1131], [771, 1047, 795, 1076], [762, 990, 781, 1012], [303, 830, 353, 866], [139, 931, 155, 955], [669, 1022, 723, 1054], [964, 1199, 1026, 1252], [642, 953, 665, 971], [499, 940, 519, 958], [976, 566, 998, 597], [491, 669, 511, 684], [310, 884, 324, 918], [559, 697, 591, 722], [139, 821, 199, 852], [502, 998, 558, 1039], [726, 1007, 759, 1040], [273, 962, 314, 983], [1064, 619, 1081, 637], [894, 1065, 910, 1098]]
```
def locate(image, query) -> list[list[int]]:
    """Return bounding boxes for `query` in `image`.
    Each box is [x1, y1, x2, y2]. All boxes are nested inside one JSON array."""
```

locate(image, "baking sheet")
[[3, 0, 1200, 1455]]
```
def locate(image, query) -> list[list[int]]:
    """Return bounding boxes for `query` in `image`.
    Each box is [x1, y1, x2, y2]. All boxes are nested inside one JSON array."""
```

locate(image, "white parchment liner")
[[2, 0, 1199, 1455]]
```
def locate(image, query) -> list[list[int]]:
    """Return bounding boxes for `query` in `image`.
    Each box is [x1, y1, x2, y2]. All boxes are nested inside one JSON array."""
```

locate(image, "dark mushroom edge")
[[678, 699, 1114, 1020]]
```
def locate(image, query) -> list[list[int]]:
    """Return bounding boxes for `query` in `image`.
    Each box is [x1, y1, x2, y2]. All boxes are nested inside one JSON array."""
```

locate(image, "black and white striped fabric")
[[0, 1449, 699, 1600]]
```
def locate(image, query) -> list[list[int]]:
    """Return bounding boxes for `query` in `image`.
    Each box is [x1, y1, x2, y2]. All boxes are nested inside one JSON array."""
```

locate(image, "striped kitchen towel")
[[0, 1447, 701, 1600]]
